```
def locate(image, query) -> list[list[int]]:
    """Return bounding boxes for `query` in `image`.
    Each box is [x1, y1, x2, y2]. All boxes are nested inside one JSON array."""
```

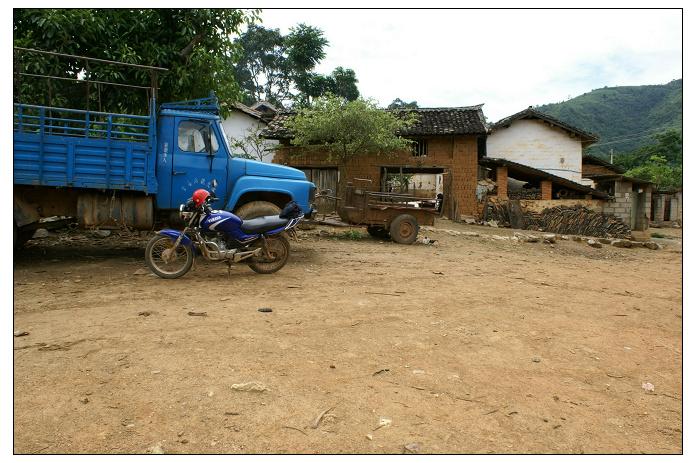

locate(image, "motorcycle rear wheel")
[[145, 235, 194, 279], [247, 234, 290, 274]]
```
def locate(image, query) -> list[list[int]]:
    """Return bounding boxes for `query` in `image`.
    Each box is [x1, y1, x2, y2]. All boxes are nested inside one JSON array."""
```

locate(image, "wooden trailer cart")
[[336, 182, 441, 244]]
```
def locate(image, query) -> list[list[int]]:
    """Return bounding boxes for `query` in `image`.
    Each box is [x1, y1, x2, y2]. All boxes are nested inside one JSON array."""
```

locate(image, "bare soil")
[[13, 220, 682, 454]]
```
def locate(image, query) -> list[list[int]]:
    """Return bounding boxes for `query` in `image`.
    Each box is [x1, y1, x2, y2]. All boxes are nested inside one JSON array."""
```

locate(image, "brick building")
[[263, 106, 488, 218]]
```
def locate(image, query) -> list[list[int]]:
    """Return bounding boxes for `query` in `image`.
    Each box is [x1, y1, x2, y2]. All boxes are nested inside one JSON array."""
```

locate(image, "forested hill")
[[536, 79, 682, 157]]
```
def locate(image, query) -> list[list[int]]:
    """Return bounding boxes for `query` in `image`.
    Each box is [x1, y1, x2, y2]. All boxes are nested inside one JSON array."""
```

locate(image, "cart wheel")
[[389, 214, 419, 244]]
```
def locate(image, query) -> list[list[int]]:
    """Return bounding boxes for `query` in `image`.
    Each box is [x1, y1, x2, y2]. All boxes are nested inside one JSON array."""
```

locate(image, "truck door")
[[171, 118, 228, 208]]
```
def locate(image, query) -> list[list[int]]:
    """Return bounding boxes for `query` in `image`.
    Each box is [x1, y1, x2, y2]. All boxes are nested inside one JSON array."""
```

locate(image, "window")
[[411, 139, 428, 157], [178, 120, 219, 153]]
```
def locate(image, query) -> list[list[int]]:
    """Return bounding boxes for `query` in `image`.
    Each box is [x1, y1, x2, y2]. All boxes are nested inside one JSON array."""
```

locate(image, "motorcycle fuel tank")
[[200, 210, 242, 235]]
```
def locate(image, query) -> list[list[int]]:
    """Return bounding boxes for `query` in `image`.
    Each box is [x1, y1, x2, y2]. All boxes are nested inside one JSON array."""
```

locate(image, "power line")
[[592, 133, 658, 147]]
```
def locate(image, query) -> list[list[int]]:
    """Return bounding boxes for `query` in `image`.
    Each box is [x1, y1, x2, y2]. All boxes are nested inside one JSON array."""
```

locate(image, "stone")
[[32, 228, 49, 239], [598, 238, 612, 244], [486, 220, 499, 228], [611, 239, 633, 248], [460, 231, 479, 237], [514, 232, 539, 243], [587, 239, 602, 248], [532, 357, 542, 363], [490, 235, 509, 241], [230, 381, 268, 392], [560, 235, 570, 240], [92, 229, 111, 238], [404, 442, 422, 454], [460, 215, 477, 224], [643, 241, 660, 250], [542, 234, 556, 244], [146, 443, 165, 454], [571, 236, 582, 242]]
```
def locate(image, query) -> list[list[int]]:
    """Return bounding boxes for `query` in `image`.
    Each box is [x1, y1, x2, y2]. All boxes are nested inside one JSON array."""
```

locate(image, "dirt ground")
[[13, 220, 682, 454]]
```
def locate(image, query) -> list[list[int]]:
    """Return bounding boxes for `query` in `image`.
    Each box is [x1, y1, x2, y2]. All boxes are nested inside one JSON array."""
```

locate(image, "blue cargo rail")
[[13, 103, 158, 193]]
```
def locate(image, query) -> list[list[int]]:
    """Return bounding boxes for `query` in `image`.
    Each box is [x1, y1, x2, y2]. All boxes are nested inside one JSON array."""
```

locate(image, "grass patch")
[[335, 229, 366, 241]]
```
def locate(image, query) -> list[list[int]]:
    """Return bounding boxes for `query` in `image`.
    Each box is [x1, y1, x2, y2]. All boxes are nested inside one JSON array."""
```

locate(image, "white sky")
[[258, 9, 682, 122]]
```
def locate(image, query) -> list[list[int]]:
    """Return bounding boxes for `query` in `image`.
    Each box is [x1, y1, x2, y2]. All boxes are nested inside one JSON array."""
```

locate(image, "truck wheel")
[[389, 214, 419, 244], [14, 221, 32, 249], [235, 201, 281, 220], [366, 226, 390, 240]]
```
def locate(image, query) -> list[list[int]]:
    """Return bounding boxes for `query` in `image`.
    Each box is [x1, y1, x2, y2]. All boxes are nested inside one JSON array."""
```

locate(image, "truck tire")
[[14, 221, 32, 249], [235, 201, 281, 220], [366, 225, 390, 240], [389, 214, 419, 244]]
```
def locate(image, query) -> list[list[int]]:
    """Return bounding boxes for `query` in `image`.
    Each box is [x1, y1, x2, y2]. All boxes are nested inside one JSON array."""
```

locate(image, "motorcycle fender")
[[157, 229, 194, 247]]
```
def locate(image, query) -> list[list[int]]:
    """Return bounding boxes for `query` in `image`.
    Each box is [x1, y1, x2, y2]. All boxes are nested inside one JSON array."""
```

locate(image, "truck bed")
[[13, 104, 158, 194]]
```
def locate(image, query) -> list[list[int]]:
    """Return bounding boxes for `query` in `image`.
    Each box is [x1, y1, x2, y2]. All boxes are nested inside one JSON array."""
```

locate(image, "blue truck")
[[13, 49, 315, 246]]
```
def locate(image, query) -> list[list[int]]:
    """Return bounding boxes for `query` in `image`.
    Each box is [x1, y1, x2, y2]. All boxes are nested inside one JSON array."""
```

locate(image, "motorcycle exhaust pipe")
[[231, 248, 263, 262]]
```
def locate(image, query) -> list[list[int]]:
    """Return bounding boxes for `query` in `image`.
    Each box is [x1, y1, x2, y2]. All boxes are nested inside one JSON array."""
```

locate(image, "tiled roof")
[[490, 107, 599, 145], [479, 157, 610, 198], [262, 105, 488, 139]]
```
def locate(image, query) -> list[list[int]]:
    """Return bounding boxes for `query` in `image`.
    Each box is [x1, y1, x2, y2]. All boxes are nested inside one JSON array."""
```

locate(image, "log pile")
[[485, 201, 632, 238], [526, 205, 632, 238], [509, 188, 541, 200]]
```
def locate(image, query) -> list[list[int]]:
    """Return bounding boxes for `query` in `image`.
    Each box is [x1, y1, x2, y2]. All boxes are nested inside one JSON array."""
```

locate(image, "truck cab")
[[153, 95, 316, 217]]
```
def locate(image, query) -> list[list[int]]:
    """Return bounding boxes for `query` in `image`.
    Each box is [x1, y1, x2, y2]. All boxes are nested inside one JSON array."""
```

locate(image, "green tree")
[[13, 9, 256, 115], [387, 98, 419, 109], [232, 23, 358, 108], [285, 94, 417, 162], [615, 129, 682, 170], [625, 155, 682, 190]]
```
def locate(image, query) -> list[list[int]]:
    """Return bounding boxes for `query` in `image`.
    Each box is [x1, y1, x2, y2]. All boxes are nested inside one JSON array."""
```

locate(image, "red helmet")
[[191, 189, 210, 207]]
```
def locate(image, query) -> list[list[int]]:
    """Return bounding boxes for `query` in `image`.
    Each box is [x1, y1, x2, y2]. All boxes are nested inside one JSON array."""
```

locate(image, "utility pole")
[[610, 148, 614, 164]]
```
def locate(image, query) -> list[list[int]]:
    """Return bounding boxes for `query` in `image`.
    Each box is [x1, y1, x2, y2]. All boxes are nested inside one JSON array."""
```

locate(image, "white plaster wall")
[[220, 111, 278, 163], [487, 119, 584, 183]]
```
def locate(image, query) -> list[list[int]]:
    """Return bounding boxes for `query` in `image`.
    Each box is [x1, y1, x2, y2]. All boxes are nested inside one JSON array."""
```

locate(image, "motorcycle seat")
[[240, 215, 290, 234]]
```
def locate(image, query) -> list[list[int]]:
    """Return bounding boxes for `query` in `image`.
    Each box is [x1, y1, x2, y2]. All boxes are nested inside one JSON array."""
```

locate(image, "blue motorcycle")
[[145, 187, 304, 279]]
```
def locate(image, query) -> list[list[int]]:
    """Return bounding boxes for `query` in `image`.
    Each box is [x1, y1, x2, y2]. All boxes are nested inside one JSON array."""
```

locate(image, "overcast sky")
[[258, 9, 682, 121]]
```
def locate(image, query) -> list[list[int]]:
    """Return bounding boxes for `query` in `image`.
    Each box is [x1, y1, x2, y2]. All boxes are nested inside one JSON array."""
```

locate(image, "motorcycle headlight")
[[179, 204, 193, 220]]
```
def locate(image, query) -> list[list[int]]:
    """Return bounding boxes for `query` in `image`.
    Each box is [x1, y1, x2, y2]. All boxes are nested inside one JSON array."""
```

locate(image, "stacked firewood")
[[508, 188, 541, 200], [526, 206, 632, 238], [485, 202, 632, 238]]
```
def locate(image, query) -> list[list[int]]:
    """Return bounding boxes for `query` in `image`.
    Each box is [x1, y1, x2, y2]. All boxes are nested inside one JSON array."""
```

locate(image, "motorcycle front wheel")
[[247, 234, 290, 274], [145, 235, 194, 279]]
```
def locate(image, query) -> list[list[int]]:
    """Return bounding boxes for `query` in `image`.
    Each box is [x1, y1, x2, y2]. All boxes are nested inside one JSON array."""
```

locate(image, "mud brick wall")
[[273, 135, 480, 217], [582, 163, 618, 176]]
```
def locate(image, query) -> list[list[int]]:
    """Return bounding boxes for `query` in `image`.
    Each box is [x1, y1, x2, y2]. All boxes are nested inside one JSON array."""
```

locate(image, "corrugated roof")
[[262, 105, 488, 139]]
